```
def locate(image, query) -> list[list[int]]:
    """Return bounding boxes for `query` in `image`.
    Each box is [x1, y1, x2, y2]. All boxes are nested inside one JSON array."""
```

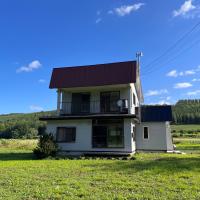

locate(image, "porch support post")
[[128, 85, 132, 114], [57, 89, 61, 115]]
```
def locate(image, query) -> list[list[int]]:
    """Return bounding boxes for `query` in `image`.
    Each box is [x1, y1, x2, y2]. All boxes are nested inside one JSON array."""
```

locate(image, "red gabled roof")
[[49, 61, 137, 89]]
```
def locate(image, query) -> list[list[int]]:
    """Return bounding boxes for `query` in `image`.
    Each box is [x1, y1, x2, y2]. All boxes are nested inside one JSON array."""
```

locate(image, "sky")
[[0, 0, 200, 114]]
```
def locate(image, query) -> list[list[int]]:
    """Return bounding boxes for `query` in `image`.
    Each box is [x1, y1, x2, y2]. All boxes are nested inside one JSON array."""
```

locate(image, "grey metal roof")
[[141, 105, 172, 122]]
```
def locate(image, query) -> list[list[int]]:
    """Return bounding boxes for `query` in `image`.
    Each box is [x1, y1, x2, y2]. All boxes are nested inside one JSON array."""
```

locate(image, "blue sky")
[[0, 0, 200, 114]]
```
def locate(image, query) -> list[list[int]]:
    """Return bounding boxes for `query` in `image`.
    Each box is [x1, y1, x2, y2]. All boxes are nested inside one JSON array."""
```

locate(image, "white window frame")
[[143, 126, 149, 140]]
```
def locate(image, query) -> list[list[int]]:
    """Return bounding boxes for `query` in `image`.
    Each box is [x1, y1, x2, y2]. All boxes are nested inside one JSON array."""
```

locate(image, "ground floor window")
[[143, 126, 149, 139], [56, 127, 76, 143], [92, 119, 124, 148]]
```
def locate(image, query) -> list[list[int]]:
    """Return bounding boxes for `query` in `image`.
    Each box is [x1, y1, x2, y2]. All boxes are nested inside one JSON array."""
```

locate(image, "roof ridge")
[[53, 60, 136, 70]]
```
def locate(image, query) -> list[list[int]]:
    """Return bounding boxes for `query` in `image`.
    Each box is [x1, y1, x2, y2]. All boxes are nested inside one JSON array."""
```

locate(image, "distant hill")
[[0, 99, 200, 139], [0, 111, 56, 122], [0, 111, 56, 139], [172, 99, 200, 124]]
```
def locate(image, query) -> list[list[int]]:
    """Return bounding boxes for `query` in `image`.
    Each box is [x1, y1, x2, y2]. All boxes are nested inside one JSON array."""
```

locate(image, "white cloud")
[[167, 70, 178, 77], [192, 78, 200, 82], [97, 10, 101, 16], [166, 69, 196, 77], [145, 89, 168, 97], [187, 90, 200, 96], [95, 18, 102, 24], [157, 100, 171, 105], [16, 60, 42, 73], [110, 3, 145, 17], [184, 70, 196, 75], [173, 0, 196, 17], [30, 105, 43, 112], [148, 100, 171, 105], [174, 82, 192, 89], [38, 79, 46, 83]]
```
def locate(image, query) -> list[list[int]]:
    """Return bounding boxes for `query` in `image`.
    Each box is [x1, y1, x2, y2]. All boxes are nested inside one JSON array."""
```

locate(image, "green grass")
[[171, 124, 200, 138], [0, 140, 200, 199], [174, 138, 200, 154], [171, 124, 200, 131]]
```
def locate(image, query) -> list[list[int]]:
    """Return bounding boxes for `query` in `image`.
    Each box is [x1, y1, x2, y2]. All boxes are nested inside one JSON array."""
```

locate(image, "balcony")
[[59, 100, 129, 115]]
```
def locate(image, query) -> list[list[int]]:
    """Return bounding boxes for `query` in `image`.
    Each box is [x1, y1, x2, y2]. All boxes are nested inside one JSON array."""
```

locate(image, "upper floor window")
[[71, 93, 90, 114], [56, 127, 76, 143], [100, 91, 120, 113], [143, 126, 149, 139]]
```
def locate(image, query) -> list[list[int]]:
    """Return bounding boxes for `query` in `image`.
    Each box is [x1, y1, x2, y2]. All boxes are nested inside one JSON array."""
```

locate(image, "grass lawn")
[[174, 138, 200, 153], [1, 140, 200, 199], [171, 124, 200, 131]]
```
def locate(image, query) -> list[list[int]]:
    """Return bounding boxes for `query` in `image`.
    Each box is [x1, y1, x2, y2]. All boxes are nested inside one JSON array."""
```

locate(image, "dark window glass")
[[71, 93, 90, 114], [56, 127, 76, 142], [92, 120, 124, 148], [107, 126, 123, 147], [100, 91, 120, 113], [143, 127, 149, 139], [133, 93, 136, 105]]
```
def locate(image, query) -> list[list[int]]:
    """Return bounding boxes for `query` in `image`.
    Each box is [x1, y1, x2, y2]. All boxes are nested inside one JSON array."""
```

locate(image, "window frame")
[[92, 119, 124, 148], [100, 91, 120, 113], [143, 126, 149, 140], [56, 127, 76, 143]]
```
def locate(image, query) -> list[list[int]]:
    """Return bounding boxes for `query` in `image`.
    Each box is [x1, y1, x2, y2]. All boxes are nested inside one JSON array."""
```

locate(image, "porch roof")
[[141, 105, 172, 122]]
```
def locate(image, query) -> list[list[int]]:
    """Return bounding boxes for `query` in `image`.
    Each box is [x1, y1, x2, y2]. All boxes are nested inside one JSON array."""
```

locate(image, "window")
[[100, 91, 120, 113], [56, 127, 76, 143], [143, 127, 149, 139], [71, 93, 90, 114], [92, 119, 124, 148], [132, 126, 136, 141], [107, 126, 123, 147], [133, 93, 136, 105]]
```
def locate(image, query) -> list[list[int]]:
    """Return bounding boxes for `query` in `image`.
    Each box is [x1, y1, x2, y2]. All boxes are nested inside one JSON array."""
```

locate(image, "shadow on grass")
[[0, 152, 35, 161], [84, 156, 200, 173]]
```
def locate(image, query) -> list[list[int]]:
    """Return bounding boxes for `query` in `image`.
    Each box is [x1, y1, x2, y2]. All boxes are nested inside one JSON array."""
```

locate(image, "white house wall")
[[136, 122, 173, 151], [166, 122, 174, 151], [46, 119, 135, 153]]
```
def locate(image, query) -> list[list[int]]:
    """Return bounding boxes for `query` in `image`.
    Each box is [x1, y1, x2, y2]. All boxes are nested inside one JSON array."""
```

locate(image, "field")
[[171, 124, 200, 138], [1, 138, 200, 200]]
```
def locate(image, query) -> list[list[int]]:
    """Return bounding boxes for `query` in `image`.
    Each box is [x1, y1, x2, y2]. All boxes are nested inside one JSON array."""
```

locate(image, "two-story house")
[[40, 61, 173, 155]]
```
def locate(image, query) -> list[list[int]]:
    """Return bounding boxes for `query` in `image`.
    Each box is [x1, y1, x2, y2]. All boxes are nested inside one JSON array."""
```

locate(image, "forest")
[[0, 99, 199, 139], [172, 99, 200, 124]]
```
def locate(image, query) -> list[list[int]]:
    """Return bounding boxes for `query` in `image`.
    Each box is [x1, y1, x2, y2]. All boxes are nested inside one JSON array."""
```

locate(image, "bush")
[[33, 134, 58, 159]]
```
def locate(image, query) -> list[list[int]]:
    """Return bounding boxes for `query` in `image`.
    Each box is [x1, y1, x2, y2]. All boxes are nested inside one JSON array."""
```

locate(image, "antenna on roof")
[[136, 52, 143, 66]]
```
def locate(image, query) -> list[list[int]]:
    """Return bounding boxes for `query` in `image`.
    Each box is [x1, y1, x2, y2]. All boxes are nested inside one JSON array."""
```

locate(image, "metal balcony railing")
[[60, 100, 128, 115]]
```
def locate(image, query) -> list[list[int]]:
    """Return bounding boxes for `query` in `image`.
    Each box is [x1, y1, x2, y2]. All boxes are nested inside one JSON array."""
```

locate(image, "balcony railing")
[[60, 100, 128, 115]]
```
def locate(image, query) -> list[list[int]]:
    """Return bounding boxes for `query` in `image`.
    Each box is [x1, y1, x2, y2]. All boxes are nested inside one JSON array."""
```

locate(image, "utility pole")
[[136, 52, 143, 67], [136, 51, 143, 123]]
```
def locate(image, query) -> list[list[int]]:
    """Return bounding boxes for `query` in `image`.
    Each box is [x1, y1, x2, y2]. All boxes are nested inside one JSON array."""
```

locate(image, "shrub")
[[33, 133, 58, 159]]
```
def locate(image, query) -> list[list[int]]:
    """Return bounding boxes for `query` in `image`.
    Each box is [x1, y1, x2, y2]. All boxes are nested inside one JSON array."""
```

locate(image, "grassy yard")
[[1, 140, 200, 199]]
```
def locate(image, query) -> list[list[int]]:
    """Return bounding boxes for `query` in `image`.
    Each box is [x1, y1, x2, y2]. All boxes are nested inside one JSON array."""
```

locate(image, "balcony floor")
[[40, 113, 137, 121]]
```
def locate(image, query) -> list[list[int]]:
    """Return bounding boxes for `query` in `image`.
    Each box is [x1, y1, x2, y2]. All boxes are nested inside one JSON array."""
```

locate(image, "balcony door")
[[100, 91, 120, 113], [71, 93, 90, 114]]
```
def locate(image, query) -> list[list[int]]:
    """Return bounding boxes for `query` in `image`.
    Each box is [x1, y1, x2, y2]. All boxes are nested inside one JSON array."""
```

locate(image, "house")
[[40, 60, 174, 155]]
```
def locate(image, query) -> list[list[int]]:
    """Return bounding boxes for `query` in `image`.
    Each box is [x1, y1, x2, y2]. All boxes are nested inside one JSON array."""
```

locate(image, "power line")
[[141, 34, 200, 77], [142, 21, 200, 73]]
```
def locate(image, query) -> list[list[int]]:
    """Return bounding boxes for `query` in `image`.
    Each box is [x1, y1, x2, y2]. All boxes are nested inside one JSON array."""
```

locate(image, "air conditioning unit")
[[117, 99, 128, 112]]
